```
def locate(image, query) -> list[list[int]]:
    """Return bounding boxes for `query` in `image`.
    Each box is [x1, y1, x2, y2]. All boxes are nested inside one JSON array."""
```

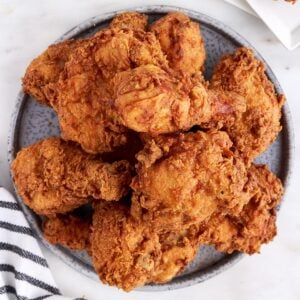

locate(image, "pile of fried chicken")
[[12, 12, 285, 291]]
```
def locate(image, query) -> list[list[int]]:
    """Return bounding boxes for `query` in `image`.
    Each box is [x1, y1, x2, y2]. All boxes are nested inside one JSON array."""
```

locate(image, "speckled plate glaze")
[[8, 5, 294, 292]]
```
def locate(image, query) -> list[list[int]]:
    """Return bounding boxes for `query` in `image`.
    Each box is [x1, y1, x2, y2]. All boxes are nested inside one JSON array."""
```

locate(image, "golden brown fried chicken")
[[109, 12, 148, 31], [130, 131, 248, 230], [111, 64, 246, 134], [22, 12, 149, 108], [202, 89, 246, 129], [66, 27, 168, 81], [19, 12, 286, 291], [199, 164, 283, 254], [111, 64, 201, 134], [56, 71, 128, 154], [210, 47, 285, 162], [92, 160, 282, 292], [22, 12, 168, 154], [152, 223, 200, 283], [11, 138, 132, 216], [43, 214, 91, 251], [56, 26, 168, 153], [91, 201, 200, 291], [151, 12, 206, 74], [91, 201, 160, 291], [22, 39, 86, 107]]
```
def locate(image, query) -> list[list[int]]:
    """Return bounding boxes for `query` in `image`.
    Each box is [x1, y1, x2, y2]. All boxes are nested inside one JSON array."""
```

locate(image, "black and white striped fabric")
[[0, 187, 83, 300]]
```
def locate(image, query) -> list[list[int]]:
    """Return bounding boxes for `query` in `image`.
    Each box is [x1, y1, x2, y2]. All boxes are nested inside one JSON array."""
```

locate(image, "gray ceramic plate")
[[8, 5, 294, 291]]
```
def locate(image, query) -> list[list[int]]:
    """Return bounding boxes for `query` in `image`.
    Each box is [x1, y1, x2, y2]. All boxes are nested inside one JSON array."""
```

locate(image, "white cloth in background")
[[224, 0, 300, 50], [0, 187, 84, 300]]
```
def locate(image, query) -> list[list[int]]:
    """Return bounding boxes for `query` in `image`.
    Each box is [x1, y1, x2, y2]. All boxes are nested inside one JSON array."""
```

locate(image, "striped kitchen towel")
[[0, 187, 85, 300]]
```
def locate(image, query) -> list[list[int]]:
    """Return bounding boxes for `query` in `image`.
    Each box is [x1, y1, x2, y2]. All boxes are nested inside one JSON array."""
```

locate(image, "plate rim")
[[7, 5, 295, 292]]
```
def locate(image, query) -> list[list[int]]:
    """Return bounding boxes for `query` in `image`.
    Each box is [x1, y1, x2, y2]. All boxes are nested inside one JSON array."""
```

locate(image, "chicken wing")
[[210, 47, 285, 162], [11, 138, 132, 216], [199, 164, 283, 254], [150, 12, 206, 74], [130, 131, 248, 230]]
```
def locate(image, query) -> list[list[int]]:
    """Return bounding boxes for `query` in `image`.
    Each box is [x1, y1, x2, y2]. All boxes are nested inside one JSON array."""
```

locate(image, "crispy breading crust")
[[43, 214, 91, 251], [91, 201, 200, 291], [151, 12, 206, 74], [210, 47, 285, 162], [199, 164, 283, 254], [109, 12, 148, 31], [11, 138, 132, 216], [18, 12, 285, 292], [130, 131, 249, 230], [56, 26, 168, 153], [22, 39, 87, 107], [112, 64, 246, 134]]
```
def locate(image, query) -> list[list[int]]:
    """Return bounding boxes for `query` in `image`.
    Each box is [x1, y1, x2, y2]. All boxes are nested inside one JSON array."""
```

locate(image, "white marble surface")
[[0, 0, 299, 299]]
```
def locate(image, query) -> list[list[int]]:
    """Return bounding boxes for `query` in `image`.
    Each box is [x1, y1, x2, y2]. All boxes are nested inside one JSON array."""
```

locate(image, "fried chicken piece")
[[151, 12, 206, 74], [130, 131, 248, 230], [109, 12, 148, 31], [43, 214, 91, 251], [93, 28, 168, 77], [56, 27, 168, 153], [111, 64, 200, 134], [23, 12, 168, 154], [111, 64, 246, 134], [22, 12, 149, 108], [91, 201, 200, 291], [91, 201, 160, 291], [11, 138, 132, 216], [210, 47, 285, 162], [66, 27, 168, 81], [95, 162, 281, 291], [22, 39, 86, 107], [56, 71, 128, 154], [201, 89, 246, 129], [199, 164, 283, 254], [152, 223, 200, 283]]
